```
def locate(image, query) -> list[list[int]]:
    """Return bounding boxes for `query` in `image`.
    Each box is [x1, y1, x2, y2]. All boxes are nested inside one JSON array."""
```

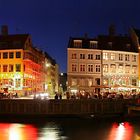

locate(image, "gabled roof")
[[0, 34, 29, 50]]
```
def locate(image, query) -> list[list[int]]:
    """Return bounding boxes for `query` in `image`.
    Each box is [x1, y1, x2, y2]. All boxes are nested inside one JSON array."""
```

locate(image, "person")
[[55, 93, 58, 100], [59, 94, 62, 100]]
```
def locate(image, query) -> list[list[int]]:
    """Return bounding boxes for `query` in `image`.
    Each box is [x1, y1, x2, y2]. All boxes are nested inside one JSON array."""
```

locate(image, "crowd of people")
[[63, 92, 140, 100]]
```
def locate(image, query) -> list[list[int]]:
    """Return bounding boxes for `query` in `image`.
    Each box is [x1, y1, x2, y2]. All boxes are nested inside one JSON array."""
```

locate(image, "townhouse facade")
[[67, 33, 139, 94], [67, 38, 102, 94], [0, 25, 59, 96]]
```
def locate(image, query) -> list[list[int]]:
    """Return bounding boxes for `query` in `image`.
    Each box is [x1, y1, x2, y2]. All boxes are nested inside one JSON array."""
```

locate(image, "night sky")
[[0, 0, 140, 72]]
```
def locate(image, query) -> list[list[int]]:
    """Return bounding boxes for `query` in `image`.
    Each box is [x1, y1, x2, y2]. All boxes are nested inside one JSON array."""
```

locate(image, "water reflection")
[[0, 123, 37, 140], [108, 122, 133, 140], [0, 120, 140, 140]]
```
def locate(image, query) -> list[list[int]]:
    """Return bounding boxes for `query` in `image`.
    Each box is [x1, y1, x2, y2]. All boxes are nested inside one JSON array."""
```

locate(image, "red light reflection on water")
[[108, 122, 133, 140], [0, 123, 37, 140]]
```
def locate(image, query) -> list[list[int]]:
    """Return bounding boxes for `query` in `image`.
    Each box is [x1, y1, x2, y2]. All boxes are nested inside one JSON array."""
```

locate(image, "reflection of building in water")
[[0, 123, 37, 140]]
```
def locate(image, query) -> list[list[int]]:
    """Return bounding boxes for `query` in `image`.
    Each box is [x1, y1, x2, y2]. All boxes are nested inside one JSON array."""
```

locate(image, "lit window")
[[103, 53, 109, 60], [3, 52, 8, 59], [88, 79, 93, 86], [16, 52, 21, 58], [15, 79, 21, 88], [16, 64, 21, 72], [103, 64, 108, 73], [71, 78, 77, 86], [79, 78, 85, 86], [110, 64, 116, 73], [9, 52, 14, 58], [90, 41, 97, 48], [125, 65, 130, 74], [73, 40, 82, 48], [9, 64, 14, 72], [3, 65, 8, 72], [118, 64, 123, 73], [119, 54, 123, 61], [96, 65, 100, 72], [111, 53, 115, 60]]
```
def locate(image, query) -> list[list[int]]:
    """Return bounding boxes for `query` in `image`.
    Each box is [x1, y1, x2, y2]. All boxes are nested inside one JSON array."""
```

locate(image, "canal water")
[[0, 117, 140, 140]]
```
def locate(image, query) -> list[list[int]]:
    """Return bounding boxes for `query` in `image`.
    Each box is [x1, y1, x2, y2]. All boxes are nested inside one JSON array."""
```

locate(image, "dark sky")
[[0, 0, 140, 72]]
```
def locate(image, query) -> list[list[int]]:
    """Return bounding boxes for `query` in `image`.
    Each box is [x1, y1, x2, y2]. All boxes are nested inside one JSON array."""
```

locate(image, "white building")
[[67, 38, 101, 94], [67, 34, 139, 94]]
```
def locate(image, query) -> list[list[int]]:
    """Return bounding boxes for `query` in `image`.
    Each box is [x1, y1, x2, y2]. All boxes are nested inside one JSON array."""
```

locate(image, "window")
[[110, 64, 116, 73], [88, 79, 93, 86], [16, 64, 21, 72], [3, 52, 8, 59], [9, 64, 14, 72], [9, 52, 14, 58], [79, 78, 85, 86], [96, 55, 100, 60], [125, 54, 129, 61], [132, 79, 137, 86], [88, 54, 93, 59], [132, 55, 136, 62], [80, 54, 85, 59], [3, 65, 8, 72], [125, 65, 130, 74], [80, 64, 85, 72], [90, 41, 97, 48], [9, 79, 14, 86], [88, 65, 93, 72], [96, 65, 100, 72], [118, 64, 123, 73], [103, 64, 108, 73], [73, 40, 82, 48], [103, 53, 108, 60], [111, 53, 115, 60], [16, 52, 21, 58], [119, 54, 123, 61], [132, 66, 137, 74], [95, 78, 100, 85], [71, 78, 77, 86], [15, 79, 21, 88], [72, 53, 77, 59], [72, 64, 77, 72]]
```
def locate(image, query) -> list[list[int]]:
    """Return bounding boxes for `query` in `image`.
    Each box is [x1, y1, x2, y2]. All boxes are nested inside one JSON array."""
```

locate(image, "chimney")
[[84, 33, 88, 39], [1, 25, 8, 35], [109, 24, 115, 36]]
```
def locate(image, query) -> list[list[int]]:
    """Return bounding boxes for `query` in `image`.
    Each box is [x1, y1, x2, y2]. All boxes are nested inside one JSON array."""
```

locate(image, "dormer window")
[[90, 41, 97, 48], [73, 40, 82, 48], [126, 43, 131, 50], [108, 42, 112, 47]]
